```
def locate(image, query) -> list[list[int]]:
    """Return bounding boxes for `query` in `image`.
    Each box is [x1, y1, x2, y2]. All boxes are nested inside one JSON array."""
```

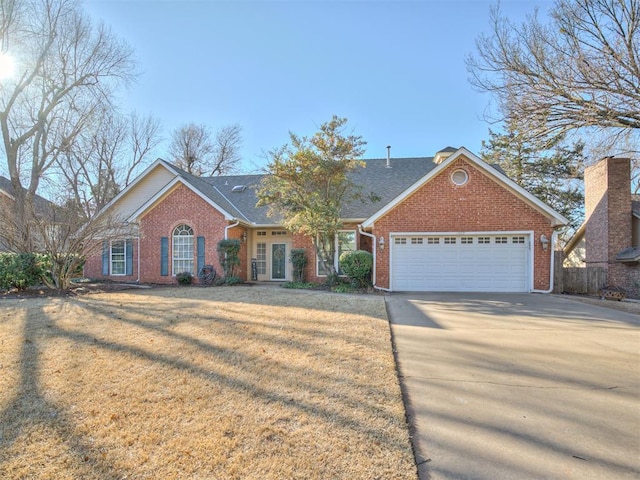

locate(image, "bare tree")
[[168, 122, 242, 176], [54, 108, 162, 220], [467, 0, 640, 186], [34, 205, 130, 290], [0, 0, 135, 251], [211, 124, 242, 175]]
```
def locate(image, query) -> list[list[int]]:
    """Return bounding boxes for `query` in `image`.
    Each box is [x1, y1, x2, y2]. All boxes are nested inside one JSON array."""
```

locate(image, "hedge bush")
[[290, 248, 307, 282], [339, 250, 373, 289], [0, 253, 44, 290], [217, 239, 241, 278], [176, 271, 194, 285]]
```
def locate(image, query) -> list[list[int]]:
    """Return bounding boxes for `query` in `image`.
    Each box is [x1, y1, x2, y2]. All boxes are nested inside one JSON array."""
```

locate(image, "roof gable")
[[362, 147, 569, 228], [94, 159, 240, 224]]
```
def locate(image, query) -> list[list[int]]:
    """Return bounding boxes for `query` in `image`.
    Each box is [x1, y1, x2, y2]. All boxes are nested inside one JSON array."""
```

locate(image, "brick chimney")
[[584, 157, 633, 285]]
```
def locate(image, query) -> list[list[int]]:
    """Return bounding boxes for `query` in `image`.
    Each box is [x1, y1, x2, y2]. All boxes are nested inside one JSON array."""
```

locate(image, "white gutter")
[[358, 225, 391, 292], [531, 230, 558, 294], [224, 220, 240, 240]]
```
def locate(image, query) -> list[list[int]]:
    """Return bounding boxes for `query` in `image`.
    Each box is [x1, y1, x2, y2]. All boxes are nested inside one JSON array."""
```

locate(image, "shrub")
[[176, 271, 194, 285], [282, 281, 316, 289], [0, 253, 45, 290], [339, 250, 373, 288], [290, 248, 307, 282], [224, 276, 244, 286], [332, 283, 356, 294], [217, 239, 241, 278]]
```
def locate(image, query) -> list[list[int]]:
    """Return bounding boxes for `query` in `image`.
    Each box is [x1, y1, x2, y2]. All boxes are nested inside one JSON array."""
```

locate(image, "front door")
[[271, 243, 286, 280]]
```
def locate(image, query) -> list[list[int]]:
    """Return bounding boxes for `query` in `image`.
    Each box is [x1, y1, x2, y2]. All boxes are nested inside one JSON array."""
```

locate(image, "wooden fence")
[[554, 254, 607, 294]]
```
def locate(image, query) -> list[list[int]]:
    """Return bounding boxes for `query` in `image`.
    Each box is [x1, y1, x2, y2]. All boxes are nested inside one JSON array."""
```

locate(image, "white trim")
[[127, 177, 235, 222], [362, 147, 569, 228], [388, 230, 534, 292], [0, 188, 15, 201]]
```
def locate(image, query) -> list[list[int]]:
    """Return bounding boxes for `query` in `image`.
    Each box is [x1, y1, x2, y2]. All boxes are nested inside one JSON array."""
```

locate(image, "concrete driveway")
[[385, 293, 640, 480]]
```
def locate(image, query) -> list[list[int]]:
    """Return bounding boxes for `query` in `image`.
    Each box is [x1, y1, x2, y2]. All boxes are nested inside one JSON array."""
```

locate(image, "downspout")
[[224, 220, 240, 240], [358, 225, 391, 292], [531, 230, 558, 294]]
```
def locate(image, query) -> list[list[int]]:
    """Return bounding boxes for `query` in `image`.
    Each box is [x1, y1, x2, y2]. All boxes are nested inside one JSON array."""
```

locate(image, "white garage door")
[[391, 234, 530, 292]]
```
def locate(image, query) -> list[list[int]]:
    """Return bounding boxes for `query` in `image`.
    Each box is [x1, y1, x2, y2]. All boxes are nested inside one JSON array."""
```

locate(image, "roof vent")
[[231, 185, 246, 192], [386, 145, 392, 168]]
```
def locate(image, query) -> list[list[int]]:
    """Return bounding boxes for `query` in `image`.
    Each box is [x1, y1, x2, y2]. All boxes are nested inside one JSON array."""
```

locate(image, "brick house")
[[563, 157, 640, 298], [84, 147, 568, 292]]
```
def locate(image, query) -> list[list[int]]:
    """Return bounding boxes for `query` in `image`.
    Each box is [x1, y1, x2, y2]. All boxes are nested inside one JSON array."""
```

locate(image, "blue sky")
[[85, 0, 552, 172]]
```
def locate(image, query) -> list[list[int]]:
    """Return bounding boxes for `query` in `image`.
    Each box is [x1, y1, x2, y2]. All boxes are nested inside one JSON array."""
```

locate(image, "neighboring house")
[[0, 175, 55, 252], [84, 147, 568, 292], [563, 157, 639, 297]]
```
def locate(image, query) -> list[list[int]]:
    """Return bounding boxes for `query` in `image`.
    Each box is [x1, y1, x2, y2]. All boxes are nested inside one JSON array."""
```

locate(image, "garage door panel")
[[391, 234, 530, 292]]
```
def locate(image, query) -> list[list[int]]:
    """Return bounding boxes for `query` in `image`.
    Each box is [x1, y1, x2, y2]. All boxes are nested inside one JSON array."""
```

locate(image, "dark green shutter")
[[102, 240, 109, 275], [126, 239, 133, 276], [197, 236, 205, 274], [160, 237, 168, 276]]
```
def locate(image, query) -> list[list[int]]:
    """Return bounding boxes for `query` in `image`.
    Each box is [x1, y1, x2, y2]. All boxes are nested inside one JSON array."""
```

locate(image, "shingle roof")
[[616, 246, 640, 263], [0, 175, 55, 215], [166, 151, 545, 227], [204, 174, 273, 225], [174, 157, 439, 225], [343, 157, 437, 218]]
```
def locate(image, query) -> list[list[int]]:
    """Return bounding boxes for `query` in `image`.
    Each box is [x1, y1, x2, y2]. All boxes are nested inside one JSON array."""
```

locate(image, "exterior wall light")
[[540, 234, 549, 251], [378, 236, 385, 250]]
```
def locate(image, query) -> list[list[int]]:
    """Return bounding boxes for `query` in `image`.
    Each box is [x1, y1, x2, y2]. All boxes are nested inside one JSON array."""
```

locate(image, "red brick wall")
[[584, 158, 637, 296], [139, 184, 239, 284], [293, 223, 368, 283], [85, 183, 241, 284], [371, 157, 555, 290], [84, 238, 139, 282]]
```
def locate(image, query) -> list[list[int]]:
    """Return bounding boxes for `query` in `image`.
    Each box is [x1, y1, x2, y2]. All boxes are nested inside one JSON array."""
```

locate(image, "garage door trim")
[[389, 230, 534, 292]]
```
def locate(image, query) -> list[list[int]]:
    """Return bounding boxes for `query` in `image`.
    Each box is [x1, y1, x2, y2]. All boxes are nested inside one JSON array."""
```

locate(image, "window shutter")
[[197, 236, 205, 274], [160, 237, 168, 276], [126, 239, 133, 276], [102, 240, 109, 275]]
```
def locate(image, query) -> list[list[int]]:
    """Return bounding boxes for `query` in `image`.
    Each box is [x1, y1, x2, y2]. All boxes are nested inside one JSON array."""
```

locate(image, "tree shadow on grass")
[[0, 305, 133, 479], [1, 290, 415, 478]]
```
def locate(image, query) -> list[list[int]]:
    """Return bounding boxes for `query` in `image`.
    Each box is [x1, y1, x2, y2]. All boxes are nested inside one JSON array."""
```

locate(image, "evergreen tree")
[[481, 122, 585, 229]]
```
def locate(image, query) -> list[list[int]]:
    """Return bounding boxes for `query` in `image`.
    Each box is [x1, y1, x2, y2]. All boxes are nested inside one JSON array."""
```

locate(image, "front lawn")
[[0, 286, 416, 479]]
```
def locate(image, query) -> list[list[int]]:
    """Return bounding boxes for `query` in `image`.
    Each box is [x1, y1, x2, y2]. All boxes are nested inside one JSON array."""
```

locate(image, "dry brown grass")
[[0, 286, 416, 479]]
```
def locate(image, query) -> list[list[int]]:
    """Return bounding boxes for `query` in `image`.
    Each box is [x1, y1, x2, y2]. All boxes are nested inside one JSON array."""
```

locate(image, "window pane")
[[111, 241, 125, 275], [316, 234, 333, 276], [173, 225, 194, 275], [256, 243, 266, 275], [337, 231, 356, 275]]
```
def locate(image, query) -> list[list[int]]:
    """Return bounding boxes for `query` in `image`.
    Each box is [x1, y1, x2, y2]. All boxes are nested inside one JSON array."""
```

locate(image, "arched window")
[[173, 224, 194, 275]]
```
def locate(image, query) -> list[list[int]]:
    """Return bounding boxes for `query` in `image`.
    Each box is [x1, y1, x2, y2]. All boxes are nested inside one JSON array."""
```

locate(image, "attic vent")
[[231, 185, 246, 192]]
